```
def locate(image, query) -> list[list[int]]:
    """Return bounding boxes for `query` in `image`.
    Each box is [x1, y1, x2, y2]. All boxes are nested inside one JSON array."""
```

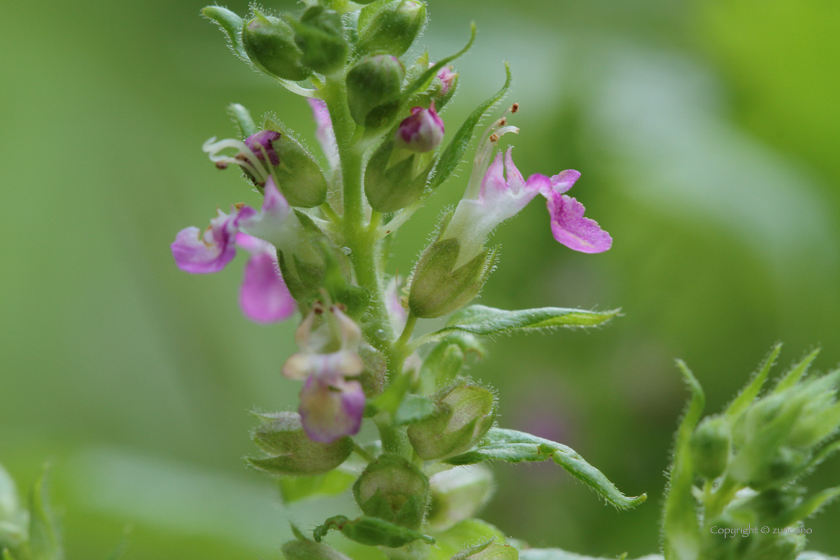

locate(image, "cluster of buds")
[[664, 348, 840, 560]]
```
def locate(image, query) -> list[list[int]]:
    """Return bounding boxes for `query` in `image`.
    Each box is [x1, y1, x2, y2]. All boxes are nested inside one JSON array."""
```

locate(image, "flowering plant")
[[2, 2, 838, 560]]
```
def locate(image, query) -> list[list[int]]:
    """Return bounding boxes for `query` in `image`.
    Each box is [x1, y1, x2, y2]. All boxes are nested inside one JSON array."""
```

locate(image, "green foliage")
[[445, 429, 646, 510]]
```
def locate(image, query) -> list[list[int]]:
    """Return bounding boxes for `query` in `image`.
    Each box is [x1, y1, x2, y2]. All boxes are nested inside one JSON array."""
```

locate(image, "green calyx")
[[364, 139, 435, 212], [246, 412, 354, 475], [261, 117, 328, 207], [357, 0, 427, 57], [286, 7, 348, 76], [353, 454, 430, 530], [346, 54, 405, 130], [242, 12, 311, 81]]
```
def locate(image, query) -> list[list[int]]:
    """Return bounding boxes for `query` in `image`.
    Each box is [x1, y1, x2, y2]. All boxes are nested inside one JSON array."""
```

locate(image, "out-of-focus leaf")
[[429, 62, 511, 191], [445, 429, 645, 509], [662, 361, 704, 560], [277, 470, 356, 504], [725, 343, 781, 419], [28, 470, 62, 560], [428, 519, 507, 560], [774, 348, 821, 395], [521, 550, 662, 560]]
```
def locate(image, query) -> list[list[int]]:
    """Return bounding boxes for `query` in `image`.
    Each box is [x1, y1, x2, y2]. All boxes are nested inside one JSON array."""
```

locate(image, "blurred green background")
[[2, 0, 839, 557]]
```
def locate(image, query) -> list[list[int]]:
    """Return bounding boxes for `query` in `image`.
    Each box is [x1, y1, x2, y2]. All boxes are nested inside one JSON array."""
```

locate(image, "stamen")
[[202, 137, 270, 181], [489, 133, 500, 143], [511, 103, 519, 113], [234, 202, 245, 211], [498, 117, 507, 126]]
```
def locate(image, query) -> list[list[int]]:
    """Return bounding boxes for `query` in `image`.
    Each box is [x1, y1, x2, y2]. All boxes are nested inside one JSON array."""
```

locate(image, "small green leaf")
[[402, 23, 476, 101], [445, 429, 645, 509], [662, 361, 705, 560], [227, 103, 257, 139], [201, 6, 247, 60], [429, 62, 511, 191], [277, 470, 356, 504], [28, 470, 62, 560], [413, 306, 619, 349], [774, 347, 821, 395], [313, 515, 434, 548], [394, 394, 440, 426], [775, 486, 840, 529], [726, 343, 781, 419]]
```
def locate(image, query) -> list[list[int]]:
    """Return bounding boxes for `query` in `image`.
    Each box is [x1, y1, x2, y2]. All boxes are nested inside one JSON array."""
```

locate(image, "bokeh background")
[[2, 0, 839, 557]]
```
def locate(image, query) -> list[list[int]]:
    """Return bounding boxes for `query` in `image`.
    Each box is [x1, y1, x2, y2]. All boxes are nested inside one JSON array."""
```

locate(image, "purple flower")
[[171, 194, 296, 324], [235, 233, 297, 323], [395, 104, 444, 153], [545, 173, 612, 253], [307, 98, 338, 169], [441, 106, 611, 265], [244, 130, 280, 166], [171, 208, 240, 274], [283, 306, 366, 443]]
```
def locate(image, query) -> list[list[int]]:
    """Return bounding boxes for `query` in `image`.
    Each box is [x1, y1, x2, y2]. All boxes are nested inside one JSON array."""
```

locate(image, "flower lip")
[[171, 208, 240, 274], [546, 191, 612, 253]]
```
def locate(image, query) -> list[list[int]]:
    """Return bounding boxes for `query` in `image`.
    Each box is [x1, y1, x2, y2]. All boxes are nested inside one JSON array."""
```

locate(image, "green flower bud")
[[346, 55, 405, 129], [409, 214, 498, 318], [407, 382, 496, 460], [427, 464, 494, 531], [254, 117, 328, 207], [364, 139, 434, 212], [353, 454, 430, 530], [243, 13, 311, 81], [690, 416, 731, 480], [287, 7, 348, 76], [357, 0, 427, 57], [245, 411, 353, 475]]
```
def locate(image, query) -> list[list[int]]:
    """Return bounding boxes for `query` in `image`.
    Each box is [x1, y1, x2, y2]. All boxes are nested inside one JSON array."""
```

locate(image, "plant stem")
[[323, 78, 400, 373], [352, 442, 375, 463], [396, 312, 418, 350]]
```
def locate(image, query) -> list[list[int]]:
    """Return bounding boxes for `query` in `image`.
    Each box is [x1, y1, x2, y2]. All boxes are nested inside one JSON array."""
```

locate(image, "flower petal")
[[547, 192, 612, 253], [307, 98, 339, 169], [237, 176, 293, 247], [171, 210, 238, 273], [239, 250, 296, 324], [550, 169, 581, 195], [299, 376, 365, 443]]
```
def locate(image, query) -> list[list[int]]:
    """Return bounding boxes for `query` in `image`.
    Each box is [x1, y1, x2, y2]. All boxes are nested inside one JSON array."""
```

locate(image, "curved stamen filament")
[[202, 137, 270, 182]]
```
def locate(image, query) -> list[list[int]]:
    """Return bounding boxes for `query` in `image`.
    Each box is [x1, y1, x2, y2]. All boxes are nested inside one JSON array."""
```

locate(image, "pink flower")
[[441, 106, 611, 266], [170, 185, 296, 324], [436, 66, 457, 96], [395, 104, 444, 153], [283, 306, 366, 443]]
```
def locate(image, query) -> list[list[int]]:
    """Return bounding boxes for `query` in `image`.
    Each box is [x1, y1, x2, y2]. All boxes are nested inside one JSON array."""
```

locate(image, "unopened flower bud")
[[244, 120, 328, 208], [353, 454, 430, 530], [435, 65, 459, 107], [407, 382, 496, 460], [689, 416, 731, 480], [346, 55, 405, 129], [395, 104, 444, 153], [357, 0, 427, 57], [288, 7, 348, 76], [427, 464, 494, 531], [246, 411, 353, 475], [243, 13, 310, 81]]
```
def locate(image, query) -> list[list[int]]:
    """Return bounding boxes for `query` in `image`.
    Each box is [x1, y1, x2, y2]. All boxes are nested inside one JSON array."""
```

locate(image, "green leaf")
[[775, 486, 840, 528], [313, 515, 434, 548], [401, 23, 476, 101], [429, 62, 511, 191], [445, 429, 646, 509], [454, 541, 518, 560], [428, 519, 507, 560], [28, 470, 62, 560], [201, 6, 247, 60], [226, 103, 257, 139], [774, 347, 821, 394], [413, 306, 619, 349], [798, 553, 840, 560], [725, 343, 781, 419], [277, 470, 356, 504], [394, 394, 440, 426], [0, 464, 20, 523], [662, 361, 705, 560]]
